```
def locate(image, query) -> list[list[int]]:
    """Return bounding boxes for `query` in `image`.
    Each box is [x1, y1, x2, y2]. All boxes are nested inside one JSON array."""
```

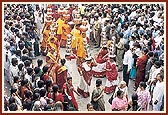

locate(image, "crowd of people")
[[3, 3, 165, 111]]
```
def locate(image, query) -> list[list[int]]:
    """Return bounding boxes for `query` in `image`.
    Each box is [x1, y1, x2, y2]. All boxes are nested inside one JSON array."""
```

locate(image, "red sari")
[[80, 64, 92, 86], [63, 83, 78, 110], [106, 61, 118, 81], [104, 60, 118, 94], [55, 93, 64, 103], [77, 62, 92, 98], [55, 65, 68, 91], [96, 48, 108, 64], [47, 92, 64, 110], [135, 54, 148, 88], [92, 48, 108, 77]]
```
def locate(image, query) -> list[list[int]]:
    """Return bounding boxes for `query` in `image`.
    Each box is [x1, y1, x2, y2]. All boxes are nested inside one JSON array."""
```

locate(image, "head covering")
[[105, 18, 110, 22], [120, 81, 126, 86], [46, 15, 52, 18]]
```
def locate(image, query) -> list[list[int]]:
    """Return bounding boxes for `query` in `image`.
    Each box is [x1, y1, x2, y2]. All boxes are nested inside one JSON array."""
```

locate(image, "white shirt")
[[129, 41, 134, 49], [4, 28, 10, 38], [151, 68, 161, 82], [14, 95, 22, 107], [4, 49, 12, 69], [9, 65, 19, 85], [65, 59, 73, 77], [130, 25, 136, 34], [34, 10, 38, 23], [24, 74, 32, 83], [90, 18, 95, 25], [148, 65, 156, 81], [129, 11, 137, 20], [154, 35, 163, 47], [86, 23, 91, 38], [153, 81, 164, 103], [138, 17, 146, 26], [123, 50, 133, 71], [10, 65, 19, 77]]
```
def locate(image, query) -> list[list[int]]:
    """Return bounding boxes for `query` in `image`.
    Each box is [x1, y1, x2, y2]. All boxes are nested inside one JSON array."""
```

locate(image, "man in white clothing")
[[65, 54, 73, 77], [123, 44, 132, 86], [9, 58, 19, 86], [4, 42, 12, 84], [152, 73, 164, 111]]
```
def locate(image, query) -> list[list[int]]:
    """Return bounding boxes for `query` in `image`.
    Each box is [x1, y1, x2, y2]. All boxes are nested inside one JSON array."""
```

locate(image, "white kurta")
[[9, 65, 19, 85], [152, 81, 164, 111], [65, 59, 73, 77], [151, 68, 161, 82]]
